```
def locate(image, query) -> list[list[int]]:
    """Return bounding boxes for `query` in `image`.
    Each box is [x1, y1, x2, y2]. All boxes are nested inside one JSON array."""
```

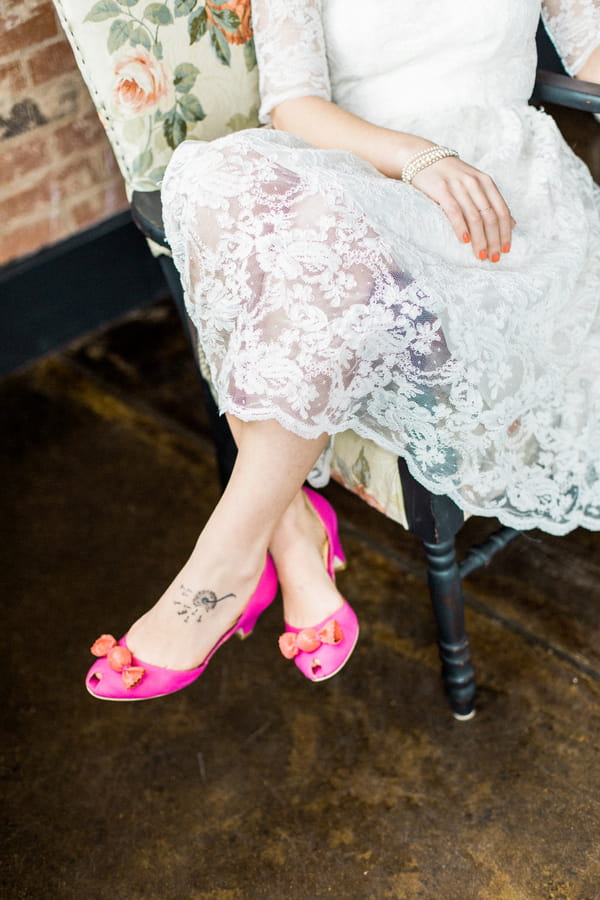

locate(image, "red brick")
[[0, 216, 55, 266], [55, 157, 97, 195], [71, 182, 128, 228], [27, 37, 77, 86], [0, 60, 26, 96], [54, 112, 106, 157], [0, 179, 52, 221], [88, 144, 124, 180], [0, 4, 58, 56], [0, 136, 50, 180]]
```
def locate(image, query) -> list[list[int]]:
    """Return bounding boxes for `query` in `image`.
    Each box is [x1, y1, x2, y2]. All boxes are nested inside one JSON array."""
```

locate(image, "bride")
[[86, 0, 600, 700]]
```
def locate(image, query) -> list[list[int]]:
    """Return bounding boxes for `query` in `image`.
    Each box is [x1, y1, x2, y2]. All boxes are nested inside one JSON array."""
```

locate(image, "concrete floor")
[[2, 296, 600, 900]]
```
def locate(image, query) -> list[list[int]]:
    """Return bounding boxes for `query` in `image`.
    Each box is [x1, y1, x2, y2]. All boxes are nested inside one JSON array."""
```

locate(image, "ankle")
[[270, 490, 318, 554], [187, 535, 268, 587]]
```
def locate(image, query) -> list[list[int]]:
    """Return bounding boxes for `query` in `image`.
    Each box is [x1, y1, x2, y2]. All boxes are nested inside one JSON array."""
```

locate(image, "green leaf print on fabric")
[[163, 108, 187, 147], [244, 37, 256, 72], [211, 7, 241, 33], [177, 93, 206, 121], [210, 24, 231, 65], [352, 448, 371, 487], [107, 18, 135, 52], [85, 1, 122, 22], [175, 0, 197, 16], [173, 62, 200, 92], [226, 103, 259, 131], [188, 7, 208, 43], [132, 147, 154, 174], [143, 3, 174, 25]]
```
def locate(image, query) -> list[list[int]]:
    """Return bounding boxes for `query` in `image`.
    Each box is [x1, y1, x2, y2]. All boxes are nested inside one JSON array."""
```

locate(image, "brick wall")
[[0, 0, 128, 267]]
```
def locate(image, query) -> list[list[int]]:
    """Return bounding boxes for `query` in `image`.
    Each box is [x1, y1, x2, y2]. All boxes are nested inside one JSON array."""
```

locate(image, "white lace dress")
[[161, 0, 600, 535]]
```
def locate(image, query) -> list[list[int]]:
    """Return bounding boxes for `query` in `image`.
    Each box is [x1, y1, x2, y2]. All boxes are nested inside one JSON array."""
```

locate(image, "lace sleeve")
[[541, 0, 600, 75], [252, 0, 332, 124]]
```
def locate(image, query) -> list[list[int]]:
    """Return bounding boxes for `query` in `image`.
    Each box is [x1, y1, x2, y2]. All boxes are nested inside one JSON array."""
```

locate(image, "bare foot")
[[270, 490, 345, 628], [127, 542, 266, 671]]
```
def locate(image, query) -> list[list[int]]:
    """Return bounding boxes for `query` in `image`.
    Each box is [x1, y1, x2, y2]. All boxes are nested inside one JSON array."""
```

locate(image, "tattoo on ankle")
[[174, 586, 236, 624]]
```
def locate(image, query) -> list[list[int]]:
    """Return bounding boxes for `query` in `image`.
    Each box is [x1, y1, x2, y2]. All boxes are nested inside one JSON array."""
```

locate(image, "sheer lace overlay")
[[162, 0, 600, 535], [542, 0, 600, 75], [254, 0, 330, 124]]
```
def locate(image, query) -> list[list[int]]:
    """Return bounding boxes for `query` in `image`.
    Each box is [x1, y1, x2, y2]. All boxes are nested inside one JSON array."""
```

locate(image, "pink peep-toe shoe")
[[278, 488, 359, 682], [86, 555, 278, 701], [303, 487, 346, 579]]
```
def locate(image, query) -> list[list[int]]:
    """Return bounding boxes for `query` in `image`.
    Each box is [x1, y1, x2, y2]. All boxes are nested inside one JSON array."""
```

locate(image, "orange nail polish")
[[491, 252, 500, 263], [478, 250, 488, 261], [462, 233, 471, 244], [503, 243, 511, 254]]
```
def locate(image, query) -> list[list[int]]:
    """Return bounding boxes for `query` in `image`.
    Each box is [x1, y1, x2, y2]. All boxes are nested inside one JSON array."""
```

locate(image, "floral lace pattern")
[[542, 0, 600, 74], [253, 0, 330, 124], [162, 0, 600, 535]]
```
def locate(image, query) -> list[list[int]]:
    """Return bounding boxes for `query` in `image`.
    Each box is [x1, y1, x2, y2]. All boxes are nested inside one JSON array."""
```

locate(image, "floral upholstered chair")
[[54, 0, 259, 191], [53, 0, 600, 718]]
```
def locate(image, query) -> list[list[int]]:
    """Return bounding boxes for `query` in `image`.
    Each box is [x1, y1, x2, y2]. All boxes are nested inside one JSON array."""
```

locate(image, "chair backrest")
[[536, 19, 566, 75], [53, 0, 260, 193]]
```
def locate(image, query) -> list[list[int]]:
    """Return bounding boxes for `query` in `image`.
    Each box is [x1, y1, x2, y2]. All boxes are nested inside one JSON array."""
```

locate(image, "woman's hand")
[[272, 96, 515, 262], [412, 156, 515, 262]]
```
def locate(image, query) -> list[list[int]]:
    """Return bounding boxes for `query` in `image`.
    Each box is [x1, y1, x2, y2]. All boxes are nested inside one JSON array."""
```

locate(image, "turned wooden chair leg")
[[423, 537, 476, 720]]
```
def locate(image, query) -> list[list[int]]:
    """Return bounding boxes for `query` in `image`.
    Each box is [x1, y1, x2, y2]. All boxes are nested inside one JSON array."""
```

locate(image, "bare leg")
[[127, 419, 329, 670], [227, 415, 345, 629]]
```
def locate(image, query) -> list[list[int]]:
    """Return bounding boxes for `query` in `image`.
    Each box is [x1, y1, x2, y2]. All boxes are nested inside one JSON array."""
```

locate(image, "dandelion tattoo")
[[174, 585, 236, 624]]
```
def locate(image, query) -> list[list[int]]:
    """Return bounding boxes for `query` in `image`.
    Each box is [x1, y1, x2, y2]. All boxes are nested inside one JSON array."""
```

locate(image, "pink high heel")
[[86, 555, 278, 701], [302, 487, 346, 579], [278, 488, 359, 682]]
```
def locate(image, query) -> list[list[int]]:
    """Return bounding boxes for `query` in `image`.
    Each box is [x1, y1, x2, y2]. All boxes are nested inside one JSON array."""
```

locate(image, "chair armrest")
[[531, 70, 600, 113], [131, 190, 168, 248]]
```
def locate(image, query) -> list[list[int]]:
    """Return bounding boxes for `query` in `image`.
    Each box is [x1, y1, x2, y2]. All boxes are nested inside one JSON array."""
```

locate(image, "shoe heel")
[[303, 487, 346, 579], [331, 531, 346, 571], [236, 556, 278, 638], [236, 611, 260, 639]]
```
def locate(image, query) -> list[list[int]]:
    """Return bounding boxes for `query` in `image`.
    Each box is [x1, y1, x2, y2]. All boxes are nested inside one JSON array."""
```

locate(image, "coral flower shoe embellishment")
[[280, 601, 359, 682], [90, 634, 146, 689], [278, 620, 343, 659]]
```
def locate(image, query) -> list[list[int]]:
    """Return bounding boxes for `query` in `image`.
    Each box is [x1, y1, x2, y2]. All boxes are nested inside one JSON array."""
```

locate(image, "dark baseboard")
[[0, 211, 169, 377]]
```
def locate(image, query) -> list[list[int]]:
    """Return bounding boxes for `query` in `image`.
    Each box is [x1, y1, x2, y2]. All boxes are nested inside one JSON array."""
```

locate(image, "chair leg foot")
[[423, 537, 476, 718]]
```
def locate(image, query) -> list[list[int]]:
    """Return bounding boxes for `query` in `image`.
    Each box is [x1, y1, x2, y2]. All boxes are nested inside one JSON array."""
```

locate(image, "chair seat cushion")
[[330, 430, 408, 527]]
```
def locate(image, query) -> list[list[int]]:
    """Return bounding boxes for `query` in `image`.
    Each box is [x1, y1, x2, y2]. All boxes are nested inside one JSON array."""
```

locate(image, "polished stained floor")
[[4, 97, 600, 900], [2, 293, 600, 900]]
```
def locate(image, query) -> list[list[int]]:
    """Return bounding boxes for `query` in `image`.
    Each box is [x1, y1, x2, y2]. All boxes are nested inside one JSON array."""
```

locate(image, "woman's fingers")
[[466, 173, 513, 260], [413, 160, 515, 262], [455, 178, 503, 261], [449, 180, 492, 259], [436, 190, 472, 248]]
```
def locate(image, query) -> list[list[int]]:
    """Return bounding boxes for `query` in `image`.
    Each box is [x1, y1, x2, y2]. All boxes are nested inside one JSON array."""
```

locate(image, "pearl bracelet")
[[401, 145, 459, 184]]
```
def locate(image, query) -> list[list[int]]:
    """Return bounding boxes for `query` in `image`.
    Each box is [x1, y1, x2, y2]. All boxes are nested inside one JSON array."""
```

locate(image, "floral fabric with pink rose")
[[54, 0, 260, 191]]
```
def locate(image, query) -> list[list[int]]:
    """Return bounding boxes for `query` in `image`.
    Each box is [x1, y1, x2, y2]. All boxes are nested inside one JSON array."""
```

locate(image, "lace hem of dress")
[[214, 397, 600, 536]]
